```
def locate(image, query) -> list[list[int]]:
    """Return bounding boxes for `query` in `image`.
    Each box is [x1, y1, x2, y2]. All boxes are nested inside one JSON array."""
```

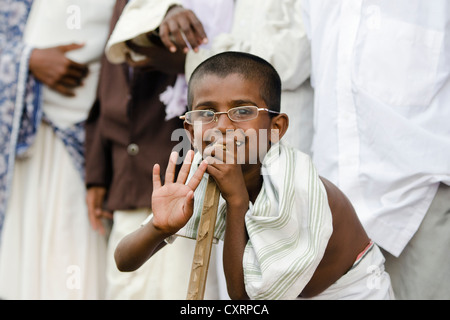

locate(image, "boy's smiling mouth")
[[211, 139, 245, 151]]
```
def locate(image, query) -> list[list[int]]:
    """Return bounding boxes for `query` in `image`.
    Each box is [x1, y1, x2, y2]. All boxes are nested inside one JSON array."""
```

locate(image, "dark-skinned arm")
[[222, 199, 250, 300], [114, 218, 168, 272], [206, 157, 250, 300]]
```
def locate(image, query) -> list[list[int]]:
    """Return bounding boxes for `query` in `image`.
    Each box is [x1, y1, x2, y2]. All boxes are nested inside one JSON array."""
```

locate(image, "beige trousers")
[[382, 183, 450, 300]]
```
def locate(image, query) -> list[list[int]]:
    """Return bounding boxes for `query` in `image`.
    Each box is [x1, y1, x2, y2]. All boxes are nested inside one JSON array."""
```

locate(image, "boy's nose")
[[214, 112, 236, 132]]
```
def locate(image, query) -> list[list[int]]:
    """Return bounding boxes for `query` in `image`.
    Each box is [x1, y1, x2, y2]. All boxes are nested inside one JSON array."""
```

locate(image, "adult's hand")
[[86, 186, 113, 236], [29, 43, 89, 97], [158, 5, 208, 53]]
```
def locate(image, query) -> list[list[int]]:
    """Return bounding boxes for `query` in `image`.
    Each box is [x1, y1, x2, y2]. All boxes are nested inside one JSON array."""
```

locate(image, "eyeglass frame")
[[179, 106, 280, 125]]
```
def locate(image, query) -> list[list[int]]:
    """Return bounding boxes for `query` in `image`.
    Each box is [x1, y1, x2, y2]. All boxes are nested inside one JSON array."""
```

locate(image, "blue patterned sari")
[[0, 0, 85, 238]]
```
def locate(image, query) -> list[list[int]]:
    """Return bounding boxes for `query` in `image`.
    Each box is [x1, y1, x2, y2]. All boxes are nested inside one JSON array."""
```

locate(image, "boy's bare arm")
[[300, 177, 370, 297], [114, 219, 169, 272], [206, 155, 251, 300], [223, 200, 250, 300]]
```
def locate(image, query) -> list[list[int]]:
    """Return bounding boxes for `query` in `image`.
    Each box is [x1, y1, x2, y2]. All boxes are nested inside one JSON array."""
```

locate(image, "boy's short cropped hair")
[[187, 51, 282, 113]]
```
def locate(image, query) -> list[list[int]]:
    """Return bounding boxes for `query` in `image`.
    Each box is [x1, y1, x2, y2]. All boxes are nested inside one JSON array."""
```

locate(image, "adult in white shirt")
[[301, 0, 450, 299]]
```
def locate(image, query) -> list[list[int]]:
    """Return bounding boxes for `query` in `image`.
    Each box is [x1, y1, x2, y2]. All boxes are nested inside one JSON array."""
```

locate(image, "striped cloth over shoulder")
[[177, 141, 333, 299]]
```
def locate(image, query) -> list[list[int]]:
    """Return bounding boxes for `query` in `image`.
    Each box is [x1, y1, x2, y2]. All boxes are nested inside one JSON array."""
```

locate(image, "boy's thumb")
[[183, 190, 195, 217]]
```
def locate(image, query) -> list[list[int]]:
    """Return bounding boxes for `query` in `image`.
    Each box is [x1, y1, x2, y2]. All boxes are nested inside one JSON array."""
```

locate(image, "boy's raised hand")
[[151, 150, 208, 235]]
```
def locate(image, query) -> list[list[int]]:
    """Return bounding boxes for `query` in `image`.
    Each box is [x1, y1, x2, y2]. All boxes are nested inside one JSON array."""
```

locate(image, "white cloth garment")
[[0, 0, 114, 299], [299, 243, 394, 300], [178, 142, 333, 300], [301, 0, 450, 257], [0, 124, 107, 299]]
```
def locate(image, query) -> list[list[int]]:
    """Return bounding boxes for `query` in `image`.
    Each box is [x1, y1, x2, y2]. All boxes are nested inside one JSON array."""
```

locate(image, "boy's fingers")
[[206, 154, 224, 165], [165, 151, 179, 183], [176, 150, 194, 184], [204, 145, 227, 164], [186, 160, 208, 190], [153, 164, 162, 189]]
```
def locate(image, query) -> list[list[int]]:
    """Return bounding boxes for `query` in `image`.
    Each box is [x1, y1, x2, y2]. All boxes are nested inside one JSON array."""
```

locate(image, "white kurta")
[[301, 0, 450, 257], [0, 0, 114, 299]]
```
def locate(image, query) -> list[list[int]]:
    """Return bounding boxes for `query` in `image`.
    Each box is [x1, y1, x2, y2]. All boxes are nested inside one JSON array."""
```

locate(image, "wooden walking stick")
[[186, 176, 221, 300]]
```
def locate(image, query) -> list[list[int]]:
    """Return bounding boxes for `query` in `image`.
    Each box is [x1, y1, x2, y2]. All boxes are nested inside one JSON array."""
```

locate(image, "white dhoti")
[[299, 243, 395, 300]]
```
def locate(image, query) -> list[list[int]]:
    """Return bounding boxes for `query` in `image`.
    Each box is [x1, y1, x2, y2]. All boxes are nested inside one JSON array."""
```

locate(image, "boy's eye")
[[229, 106, 258, 120], [199, 110, 215, 118], [236, 108, 252, 115]]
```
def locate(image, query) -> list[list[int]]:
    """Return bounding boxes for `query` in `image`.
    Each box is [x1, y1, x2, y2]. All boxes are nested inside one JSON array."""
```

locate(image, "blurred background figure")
[[0, 0, 115, 299], [84, 0, 221, 299], [301, 0, 450, 299]]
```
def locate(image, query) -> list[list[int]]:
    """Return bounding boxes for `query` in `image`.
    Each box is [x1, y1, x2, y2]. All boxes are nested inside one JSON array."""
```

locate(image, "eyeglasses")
[[180, 106, 280, 125]]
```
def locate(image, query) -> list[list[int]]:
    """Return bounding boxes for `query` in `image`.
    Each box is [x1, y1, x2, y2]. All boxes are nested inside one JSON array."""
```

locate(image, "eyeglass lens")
[[186, 106, 259, 124]]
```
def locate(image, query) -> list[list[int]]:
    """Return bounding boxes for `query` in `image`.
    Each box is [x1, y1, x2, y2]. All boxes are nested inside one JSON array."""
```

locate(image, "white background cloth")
[[301, 0, 450, 257]]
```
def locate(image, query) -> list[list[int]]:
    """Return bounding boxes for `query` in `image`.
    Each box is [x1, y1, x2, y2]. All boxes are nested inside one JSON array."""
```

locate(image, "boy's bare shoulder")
[[300, 176, 370, 298]]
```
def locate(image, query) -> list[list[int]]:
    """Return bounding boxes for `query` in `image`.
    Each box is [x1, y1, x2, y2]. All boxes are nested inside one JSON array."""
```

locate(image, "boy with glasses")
[[114, 52, 394, 300]]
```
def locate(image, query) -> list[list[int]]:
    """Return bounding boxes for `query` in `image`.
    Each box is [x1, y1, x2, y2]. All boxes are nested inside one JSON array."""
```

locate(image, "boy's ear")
[[270, 113, 289, 144]]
